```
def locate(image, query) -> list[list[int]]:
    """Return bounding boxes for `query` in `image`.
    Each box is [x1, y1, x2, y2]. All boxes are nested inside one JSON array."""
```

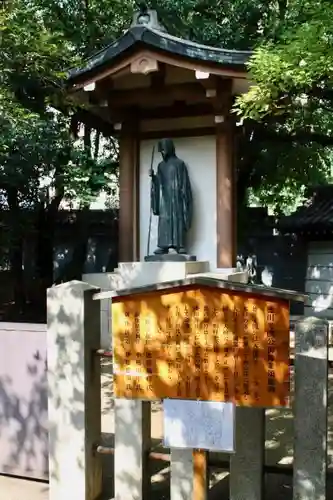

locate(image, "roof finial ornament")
[[131, 3, 167, 32], [137, 2, 150, 25]]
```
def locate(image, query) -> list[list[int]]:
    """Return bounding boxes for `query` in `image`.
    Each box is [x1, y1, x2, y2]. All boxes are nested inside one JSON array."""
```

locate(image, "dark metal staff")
[[147, 145, 156, 256]]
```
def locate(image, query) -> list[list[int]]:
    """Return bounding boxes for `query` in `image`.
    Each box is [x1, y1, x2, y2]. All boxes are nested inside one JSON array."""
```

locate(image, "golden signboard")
[[112, 285, 290, 407]]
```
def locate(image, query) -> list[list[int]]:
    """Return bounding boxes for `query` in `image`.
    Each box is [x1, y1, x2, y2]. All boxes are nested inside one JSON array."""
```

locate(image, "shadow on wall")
[[0, 324, 48, 479]]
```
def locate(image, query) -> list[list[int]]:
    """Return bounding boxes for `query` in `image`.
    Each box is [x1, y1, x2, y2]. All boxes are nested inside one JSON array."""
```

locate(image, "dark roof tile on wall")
[[279, 185, 333, 233]]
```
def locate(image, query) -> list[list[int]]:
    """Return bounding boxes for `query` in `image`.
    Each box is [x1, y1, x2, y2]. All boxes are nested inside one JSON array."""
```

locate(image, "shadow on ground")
[[99, 362, 333, 499]]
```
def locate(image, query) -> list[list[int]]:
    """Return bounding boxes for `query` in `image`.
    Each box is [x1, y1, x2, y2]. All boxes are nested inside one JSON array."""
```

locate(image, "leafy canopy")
[[0, 0, 117, 212], [2, 0, 333, 215], [235, 1, 333, 134]]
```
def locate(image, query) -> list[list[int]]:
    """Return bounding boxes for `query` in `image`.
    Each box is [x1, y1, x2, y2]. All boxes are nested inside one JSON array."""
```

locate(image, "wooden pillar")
[[216, 120, 236, 268], [119, 120, 139, 262], [215, 79, 236, 268], [193, 450, 209, 500]]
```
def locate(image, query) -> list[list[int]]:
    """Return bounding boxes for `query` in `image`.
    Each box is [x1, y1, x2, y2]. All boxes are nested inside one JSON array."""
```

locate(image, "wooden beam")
[[140, 126, 216, 140], [107, 82, 209, 108], [106, 102, 214, 124], [118, 120, 139, 262], [96, 78, 113, 96], [130, 55, 159, 75], [140, 102, 214, 120]]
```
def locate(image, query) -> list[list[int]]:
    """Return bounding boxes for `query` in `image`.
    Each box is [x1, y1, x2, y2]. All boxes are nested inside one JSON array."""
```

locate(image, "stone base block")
[[116, 261, 209, 288], [144, 254, 196, 262]]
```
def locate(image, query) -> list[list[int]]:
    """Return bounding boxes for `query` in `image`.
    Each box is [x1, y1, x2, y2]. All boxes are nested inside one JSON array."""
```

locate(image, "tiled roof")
[[68, 25, 251, 85], [279, 185, 333, 233]]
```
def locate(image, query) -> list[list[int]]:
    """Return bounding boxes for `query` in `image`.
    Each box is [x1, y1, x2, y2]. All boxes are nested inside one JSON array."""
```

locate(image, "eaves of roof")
[[68, 26, 251, 85]]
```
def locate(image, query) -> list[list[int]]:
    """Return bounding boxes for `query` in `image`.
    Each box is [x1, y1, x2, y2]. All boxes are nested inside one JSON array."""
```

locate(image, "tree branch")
[[248, 122, 333, 146]]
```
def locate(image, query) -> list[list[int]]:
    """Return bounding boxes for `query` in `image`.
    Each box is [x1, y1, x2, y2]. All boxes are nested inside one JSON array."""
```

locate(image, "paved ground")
[[0, 476, 48, 500], [1, 360, 333, 499]]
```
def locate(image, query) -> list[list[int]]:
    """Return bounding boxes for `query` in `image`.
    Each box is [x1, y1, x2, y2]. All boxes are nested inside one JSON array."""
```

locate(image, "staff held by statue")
[[147, 145, 155, 257]]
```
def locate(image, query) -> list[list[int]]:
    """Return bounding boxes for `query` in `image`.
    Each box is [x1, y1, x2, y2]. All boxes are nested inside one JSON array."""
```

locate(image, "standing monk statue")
[[149, 138, 193, 255]]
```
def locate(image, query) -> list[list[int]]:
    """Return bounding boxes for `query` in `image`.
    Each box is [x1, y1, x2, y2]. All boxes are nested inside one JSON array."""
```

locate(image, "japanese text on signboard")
[[112, 286, 290, 407]]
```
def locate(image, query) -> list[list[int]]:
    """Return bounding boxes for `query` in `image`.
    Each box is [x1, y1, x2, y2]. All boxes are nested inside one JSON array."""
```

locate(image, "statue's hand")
[[149, 169, 154, 177]]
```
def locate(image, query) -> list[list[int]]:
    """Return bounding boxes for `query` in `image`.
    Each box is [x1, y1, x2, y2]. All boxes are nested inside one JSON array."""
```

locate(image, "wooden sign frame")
[[112, 284, 290, 407]]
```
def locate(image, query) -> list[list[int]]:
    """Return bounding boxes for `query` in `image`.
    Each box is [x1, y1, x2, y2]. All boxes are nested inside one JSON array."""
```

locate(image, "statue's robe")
[[151, 155, 193, 250]]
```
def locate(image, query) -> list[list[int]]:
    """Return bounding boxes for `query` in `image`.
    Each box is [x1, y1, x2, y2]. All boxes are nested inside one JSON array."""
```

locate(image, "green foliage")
[[245, 139, 331, 213], [149, 0, 288, 49], [0, 0, 118, 213], [230, 0, 333, 211], [0, 0, 78, 109], [235, 1, 333, 126], [0, 89, 115, 209], [2, 0, 333, 219], [37, 0, 136, 56]]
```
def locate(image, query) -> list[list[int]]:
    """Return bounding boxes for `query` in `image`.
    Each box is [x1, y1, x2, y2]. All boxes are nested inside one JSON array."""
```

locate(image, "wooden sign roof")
[[109, 276, 306, 303]]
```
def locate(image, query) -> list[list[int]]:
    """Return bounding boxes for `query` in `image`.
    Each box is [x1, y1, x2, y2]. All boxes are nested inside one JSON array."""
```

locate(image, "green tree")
[[0, 1, 118, 315], [234, 0, 333, 210], [236, 0, 333, 130]]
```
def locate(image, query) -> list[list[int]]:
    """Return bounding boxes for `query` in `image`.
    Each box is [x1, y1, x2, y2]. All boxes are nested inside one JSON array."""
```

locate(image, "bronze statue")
[[149, 139, 193, 255]]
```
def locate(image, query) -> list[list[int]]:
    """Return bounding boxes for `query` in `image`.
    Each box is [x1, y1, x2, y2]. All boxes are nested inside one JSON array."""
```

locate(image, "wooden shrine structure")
[[66, 8, 251, 269]]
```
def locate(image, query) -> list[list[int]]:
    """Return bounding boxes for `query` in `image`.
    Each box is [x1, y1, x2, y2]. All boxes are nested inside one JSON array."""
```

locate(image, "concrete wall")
[[140, 136, 217, 268], [0, 322, 48, 480]]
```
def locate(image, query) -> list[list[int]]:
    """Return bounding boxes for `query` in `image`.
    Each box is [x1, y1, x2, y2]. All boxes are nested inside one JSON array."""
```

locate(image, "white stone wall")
[[305, 241, 333, 318], [139, 136, 217, 269]]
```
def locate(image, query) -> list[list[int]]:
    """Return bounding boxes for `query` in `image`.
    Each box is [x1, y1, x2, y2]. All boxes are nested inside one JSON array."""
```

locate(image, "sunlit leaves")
[[235, 1, 333, 124]]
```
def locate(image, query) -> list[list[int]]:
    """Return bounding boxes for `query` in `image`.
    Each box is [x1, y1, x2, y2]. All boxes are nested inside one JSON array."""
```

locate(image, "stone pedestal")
[[145, 254, 197, 262], [115, 261, 209, 286]]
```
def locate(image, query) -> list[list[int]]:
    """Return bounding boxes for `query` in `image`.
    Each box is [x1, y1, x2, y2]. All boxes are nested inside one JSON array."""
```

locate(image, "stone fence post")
[[293, 317, 328, 500], [47, 280, 102, 500]]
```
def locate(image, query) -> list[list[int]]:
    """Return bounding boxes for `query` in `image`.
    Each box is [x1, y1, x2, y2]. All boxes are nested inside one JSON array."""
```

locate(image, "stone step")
[[117, 261, 209, 275]]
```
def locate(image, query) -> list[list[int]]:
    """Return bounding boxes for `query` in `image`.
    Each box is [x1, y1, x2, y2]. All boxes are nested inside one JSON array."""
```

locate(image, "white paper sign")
[[163, 400, 235, 452]]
